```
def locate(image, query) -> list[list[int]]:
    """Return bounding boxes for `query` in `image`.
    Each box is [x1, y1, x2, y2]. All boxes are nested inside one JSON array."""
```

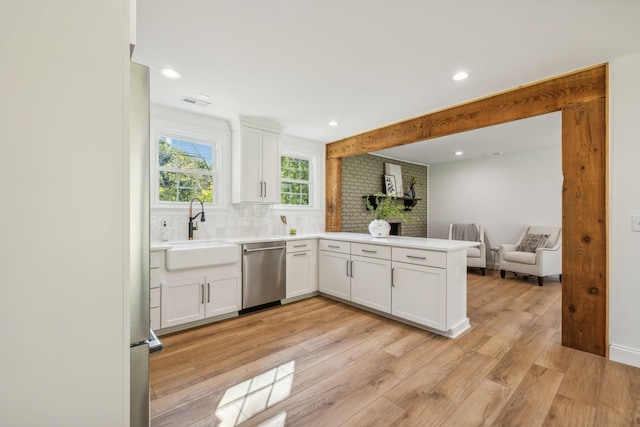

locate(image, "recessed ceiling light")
[[452, 71, 469, 81], [195, 93, 210, 101], [454, 151, 464, 156], [159, 67, 182, 79], [328, 120, 339, 127]]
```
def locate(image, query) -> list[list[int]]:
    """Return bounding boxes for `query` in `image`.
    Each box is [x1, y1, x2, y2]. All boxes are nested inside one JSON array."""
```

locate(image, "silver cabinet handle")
[[293, 252, 307, 257], [391, 267, 395, 287], [361, 249, 377, 254], [293, 244, 307, 248], [406, 255, 427, 260], [346, 259, 350, 277], [201, 284, 205, 304], [328, 245, 340, 249], [207, 282, 211, 303], [350, 260, 354, 277], [263, 181, 267, 198]]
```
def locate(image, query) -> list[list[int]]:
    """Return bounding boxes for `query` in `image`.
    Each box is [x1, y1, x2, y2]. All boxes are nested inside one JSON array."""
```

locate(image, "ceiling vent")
[[182, 97, 211, 107]]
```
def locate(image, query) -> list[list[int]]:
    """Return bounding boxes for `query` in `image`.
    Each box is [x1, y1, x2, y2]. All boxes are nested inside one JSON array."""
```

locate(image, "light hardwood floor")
[[150, 272, 640, 426]]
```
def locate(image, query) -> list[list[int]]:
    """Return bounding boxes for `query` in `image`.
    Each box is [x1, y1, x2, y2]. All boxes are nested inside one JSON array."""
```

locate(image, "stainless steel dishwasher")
[[242, 241, 286, 310]]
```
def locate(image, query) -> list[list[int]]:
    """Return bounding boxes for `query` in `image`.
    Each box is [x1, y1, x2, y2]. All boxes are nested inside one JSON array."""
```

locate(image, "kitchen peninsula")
[[151, 232, 478, 338]]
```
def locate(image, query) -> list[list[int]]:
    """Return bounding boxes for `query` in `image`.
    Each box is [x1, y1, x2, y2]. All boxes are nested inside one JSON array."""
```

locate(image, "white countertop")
[[151, 232, 478, 252], [319, 232, 478, 251]]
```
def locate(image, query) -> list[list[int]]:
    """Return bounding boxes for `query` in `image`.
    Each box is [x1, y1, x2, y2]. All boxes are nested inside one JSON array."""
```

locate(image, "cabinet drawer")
[[319, 239, 350, 254], [392, 247, 446, 268], [287, 239, 314, 253], [150, 287, 160, 308], [150, 268, 161, 289], [351, 243, 391, 260], [150, 251, 162, 269]]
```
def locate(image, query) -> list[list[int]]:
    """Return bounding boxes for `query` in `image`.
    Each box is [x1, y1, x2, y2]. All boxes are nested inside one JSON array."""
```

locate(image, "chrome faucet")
[[188, 197, 206, 240]]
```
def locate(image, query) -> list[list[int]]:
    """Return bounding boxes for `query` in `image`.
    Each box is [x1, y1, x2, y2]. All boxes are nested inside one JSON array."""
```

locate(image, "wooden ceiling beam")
[[326, 64, 606, 160]]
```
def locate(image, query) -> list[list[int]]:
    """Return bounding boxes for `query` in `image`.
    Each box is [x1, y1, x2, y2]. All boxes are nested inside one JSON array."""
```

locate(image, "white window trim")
[[150, 127, 224, 210], [277, 150, 317, 210]]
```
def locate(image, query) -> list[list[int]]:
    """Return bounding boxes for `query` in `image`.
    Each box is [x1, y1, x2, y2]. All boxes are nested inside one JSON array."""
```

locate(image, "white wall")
[[149, 105, 326, 242], [1, 2, 129, 425], [609, 52, 640, 367], [428, 147, 563, 262]]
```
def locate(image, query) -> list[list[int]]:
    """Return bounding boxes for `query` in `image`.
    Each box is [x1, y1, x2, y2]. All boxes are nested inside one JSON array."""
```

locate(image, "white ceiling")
[[133, 1, 640, 163], [373, 112, 561, 165]]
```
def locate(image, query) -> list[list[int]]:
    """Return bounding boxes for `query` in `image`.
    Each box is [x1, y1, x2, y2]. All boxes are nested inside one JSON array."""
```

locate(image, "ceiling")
[[373, 112, 561, 164], [133, 1, 640, 163]]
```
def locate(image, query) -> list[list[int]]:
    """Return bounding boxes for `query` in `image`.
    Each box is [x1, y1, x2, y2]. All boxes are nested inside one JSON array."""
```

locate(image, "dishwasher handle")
[[244, 246, 285, 253]]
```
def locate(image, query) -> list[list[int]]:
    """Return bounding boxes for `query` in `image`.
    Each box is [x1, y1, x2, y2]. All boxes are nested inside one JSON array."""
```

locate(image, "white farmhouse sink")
[[165, 240, 240, 271]]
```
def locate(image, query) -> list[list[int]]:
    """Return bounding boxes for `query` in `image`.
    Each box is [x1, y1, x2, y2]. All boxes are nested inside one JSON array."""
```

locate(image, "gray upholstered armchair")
[[448, 223, 486, 275], [499, 225, 562, 286]]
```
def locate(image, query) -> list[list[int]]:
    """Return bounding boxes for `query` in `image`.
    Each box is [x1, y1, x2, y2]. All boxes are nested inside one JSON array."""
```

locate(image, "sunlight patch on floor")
[[215, 360, 295, 426]]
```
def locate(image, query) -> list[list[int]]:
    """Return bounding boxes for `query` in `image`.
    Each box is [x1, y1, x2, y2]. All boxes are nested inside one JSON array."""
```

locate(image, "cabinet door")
[[391, 262, 446, 330], [239, 126, 263, 202], [318, 250, 350, 300], [161, 276, 205, 328], [261, 130, 280, 203], [205, 272, 241, 317], [287, 251, 311, 298], [351, 255, 391, 313]]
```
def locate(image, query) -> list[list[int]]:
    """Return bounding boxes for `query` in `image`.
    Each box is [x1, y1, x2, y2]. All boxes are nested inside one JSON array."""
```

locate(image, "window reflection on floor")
[[215, 360, 295, 426]]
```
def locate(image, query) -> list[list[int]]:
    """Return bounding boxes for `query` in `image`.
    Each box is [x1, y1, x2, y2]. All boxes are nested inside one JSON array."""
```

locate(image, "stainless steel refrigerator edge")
[[129, 62, 151, 427]]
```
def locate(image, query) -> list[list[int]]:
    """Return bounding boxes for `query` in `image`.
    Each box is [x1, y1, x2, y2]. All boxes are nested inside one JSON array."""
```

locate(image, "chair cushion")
[[527, 226, 560, 247], [466, 247, 481, 258], [517, 233, 550, 253], [503, 251, 537, 265]]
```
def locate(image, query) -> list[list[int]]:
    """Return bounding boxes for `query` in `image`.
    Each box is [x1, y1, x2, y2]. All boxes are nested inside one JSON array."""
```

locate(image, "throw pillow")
[[517, 233, 550, 253]]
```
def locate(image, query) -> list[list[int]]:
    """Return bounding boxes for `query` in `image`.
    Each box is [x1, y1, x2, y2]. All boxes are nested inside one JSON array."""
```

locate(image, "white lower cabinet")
[[318, 240, 392, 313], [351, 255, 392, 313], [286, 239, 318, 299], [154, 236, 469, 337], [161, 276, 205, 328], [318, 243, 352, 300], [391, 261, 446, 330], [318, 238, 469, 337], [204, 272, 242, 318], [161, 272, 241, 329]]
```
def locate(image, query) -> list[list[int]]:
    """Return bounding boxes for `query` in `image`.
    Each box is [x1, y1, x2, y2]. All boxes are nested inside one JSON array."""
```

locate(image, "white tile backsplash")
[[151, 205, 324, 242]]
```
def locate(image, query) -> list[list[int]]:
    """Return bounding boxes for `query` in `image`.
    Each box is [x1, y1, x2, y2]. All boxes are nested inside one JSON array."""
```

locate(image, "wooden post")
[[561, 97, 608, 356]]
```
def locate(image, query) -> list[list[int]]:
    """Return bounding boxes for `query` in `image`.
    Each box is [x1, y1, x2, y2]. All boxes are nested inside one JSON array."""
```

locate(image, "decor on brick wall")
[[341, 154, 428, 237], [406, 175, 417, 199], [384, 162, 404, 197]]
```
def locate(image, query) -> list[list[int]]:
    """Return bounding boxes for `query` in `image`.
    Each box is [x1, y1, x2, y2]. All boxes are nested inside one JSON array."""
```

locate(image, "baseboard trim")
[[609, 343, 640, 368]]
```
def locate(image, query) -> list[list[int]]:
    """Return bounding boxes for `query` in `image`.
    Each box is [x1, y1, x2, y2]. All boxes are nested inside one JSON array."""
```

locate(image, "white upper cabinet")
[[232, 116, 282, 204]]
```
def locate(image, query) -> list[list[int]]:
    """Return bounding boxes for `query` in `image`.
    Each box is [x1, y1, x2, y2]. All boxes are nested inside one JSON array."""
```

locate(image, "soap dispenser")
[[162, 221, 169, 242]]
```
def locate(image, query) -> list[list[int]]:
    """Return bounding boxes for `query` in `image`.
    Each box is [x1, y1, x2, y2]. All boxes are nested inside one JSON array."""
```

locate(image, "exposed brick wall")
[[341, 154, 428, 237]]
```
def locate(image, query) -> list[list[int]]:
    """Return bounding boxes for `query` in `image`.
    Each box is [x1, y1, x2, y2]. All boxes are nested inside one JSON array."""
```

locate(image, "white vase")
[[369, 219, 391, 237]]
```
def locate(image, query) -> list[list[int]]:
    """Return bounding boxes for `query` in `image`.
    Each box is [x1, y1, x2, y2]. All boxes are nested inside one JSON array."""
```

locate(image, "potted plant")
[[365, 192, 416, 237]]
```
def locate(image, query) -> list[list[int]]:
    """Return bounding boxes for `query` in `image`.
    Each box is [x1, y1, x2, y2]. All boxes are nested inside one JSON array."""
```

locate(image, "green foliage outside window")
[[158, 136, 214, 203], [281, 156, 310, 206]]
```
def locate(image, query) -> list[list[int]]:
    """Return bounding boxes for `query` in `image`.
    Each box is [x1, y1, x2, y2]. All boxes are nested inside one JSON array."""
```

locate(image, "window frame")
[[151, 128, 221, 208], [278, 151, 315, 208]]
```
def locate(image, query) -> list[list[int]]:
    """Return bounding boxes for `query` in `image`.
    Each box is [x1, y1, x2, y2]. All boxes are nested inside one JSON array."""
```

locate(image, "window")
[[157, 135, 217, 204], [280, 155, 311, 206]]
